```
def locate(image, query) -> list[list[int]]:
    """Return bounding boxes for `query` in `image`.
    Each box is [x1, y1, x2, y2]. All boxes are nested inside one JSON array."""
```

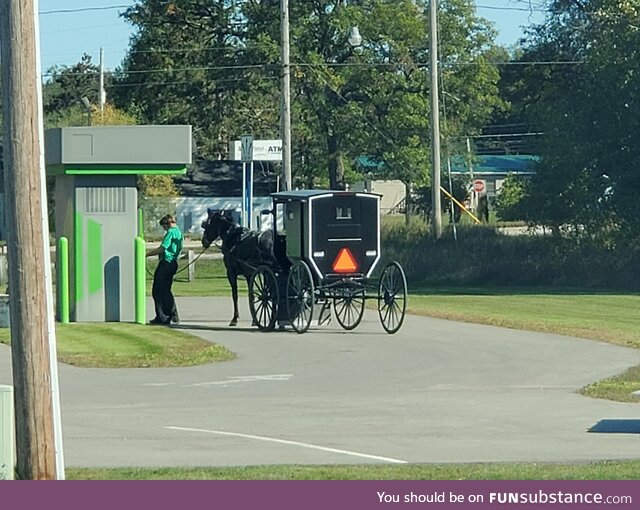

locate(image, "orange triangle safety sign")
[[332, 248, 358, 273]]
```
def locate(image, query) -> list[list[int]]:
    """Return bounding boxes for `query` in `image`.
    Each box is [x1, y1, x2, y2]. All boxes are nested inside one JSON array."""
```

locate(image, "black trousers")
[[152, 259, 178, 323]]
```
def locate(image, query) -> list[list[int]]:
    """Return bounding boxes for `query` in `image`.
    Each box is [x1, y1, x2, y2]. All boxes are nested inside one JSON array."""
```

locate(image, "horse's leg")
[[246, 274, 257, 327], [228, 269, 240, 327]]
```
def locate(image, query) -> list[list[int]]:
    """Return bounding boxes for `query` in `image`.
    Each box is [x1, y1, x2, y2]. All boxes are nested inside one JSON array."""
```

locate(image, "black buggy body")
[[248, 189, 407, 335], [272, 190, 380, 280]]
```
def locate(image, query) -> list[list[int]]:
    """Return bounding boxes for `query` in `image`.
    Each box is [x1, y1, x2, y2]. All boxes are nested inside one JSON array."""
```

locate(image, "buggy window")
[[276, 203, 286, 234], [336, 206, 352, 220]]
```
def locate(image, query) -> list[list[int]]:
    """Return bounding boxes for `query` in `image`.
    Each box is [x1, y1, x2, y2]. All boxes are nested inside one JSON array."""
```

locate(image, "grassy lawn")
[[407, 288, 640, 349], [0, 323, 235, 368], [147, 255, 239, 296], [67, 460, 640, 480]]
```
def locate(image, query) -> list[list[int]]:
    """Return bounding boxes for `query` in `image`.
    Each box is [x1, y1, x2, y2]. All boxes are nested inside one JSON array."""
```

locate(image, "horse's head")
[[201, 209, 224, 248]]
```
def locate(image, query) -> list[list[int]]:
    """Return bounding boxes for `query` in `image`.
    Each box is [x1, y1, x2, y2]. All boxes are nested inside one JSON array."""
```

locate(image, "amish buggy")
[[201, 189, 407, 334]]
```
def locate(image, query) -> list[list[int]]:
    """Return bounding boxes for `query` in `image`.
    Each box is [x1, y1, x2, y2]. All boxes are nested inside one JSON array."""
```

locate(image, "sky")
[[38, 0, 546, 75]]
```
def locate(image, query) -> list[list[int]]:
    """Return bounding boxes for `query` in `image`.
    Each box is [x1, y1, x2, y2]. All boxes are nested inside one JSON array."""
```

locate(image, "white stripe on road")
[[185, 374, 293, 387], [143, 374, 293, 388], [166, 426, 407, 464]]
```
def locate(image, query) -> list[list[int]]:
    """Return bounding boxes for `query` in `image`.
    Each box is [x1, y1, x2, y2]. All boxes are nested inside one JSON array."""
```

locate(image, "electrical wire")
[[39, 5, 130, 15]]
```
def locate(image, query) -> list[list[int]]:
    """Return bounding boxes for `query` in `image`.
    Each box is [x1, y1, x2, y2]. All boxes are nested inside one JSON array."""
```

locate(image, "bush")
[[380, 223, 640, 290]]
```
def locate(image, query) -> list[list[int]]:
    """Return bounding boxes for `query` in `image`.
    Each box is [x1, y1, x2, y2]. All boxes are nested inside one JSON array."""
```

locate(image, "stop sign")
[[473, 179, 486, 193]]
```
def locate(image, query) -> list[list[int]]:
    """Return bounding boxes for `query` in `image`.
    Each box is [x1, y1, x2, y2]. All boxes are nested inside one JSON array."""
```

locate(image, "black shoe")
[[149, 318, 170, 325], [171, 316, 180, 324]]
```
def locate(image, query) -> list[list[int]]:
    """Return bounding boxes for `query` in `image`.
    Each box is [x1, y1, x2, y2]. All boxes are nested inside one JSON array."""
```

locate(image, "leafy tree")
[[113, 0, 502, 194], [506, 0, 640, 240], [245, 0, 503, 190], [113, 0, 259, 160], [43, 54, 103, 119], [494, 173, 529, 221]]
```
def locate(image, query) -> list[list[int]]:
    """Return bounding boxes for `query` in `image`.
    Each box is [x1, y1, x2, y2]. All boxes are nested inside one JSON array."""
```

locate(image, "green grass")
[[0, 323, 235, 368], [67, 460, 640, 480], [147, 256, 241, 296], [407, 288, 640, 349]]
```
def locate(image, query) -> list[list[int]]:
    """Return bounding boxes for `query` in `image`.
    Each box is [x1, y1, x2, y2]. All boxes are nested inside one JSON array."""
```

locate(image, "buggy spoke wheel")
[[333, 281, 365, 330], [249, 266, 279, 331], [287, 261, 314, 334], [378, 261, 407, 334]]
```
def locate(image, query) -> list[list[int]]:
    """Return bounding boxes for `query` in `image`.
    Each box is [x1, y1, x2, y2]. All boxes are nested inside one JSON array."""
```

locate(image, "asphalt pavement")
[[1, 296, 639, 468]]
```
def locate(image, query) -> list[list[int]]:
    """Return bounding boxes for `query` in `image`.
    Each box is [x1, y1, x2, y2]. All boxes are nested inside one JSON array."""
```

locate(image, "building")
[[450, 154, 539, 199], [171, 159, 278, 234]]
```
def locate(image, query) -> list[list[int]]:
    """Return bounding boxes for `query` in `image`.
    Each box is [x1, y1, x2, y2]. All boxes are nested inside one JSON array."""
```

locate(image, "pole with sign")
[[472, 179, 486, 194], [240, 135, 253, 229]]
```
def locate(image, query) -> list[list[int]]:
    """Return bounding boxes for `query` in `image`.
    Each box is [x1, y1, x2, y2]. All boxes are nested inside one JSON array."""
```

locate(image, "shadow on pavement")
[[589, 419, 640, 434]]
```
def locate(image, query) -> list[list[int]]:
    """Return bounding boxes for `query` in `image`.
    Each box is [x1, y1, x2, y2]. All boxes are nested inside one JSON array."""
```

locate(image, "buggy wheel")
[[287, 261, 314, 334], [249, 265, 279, 331], [333, 281, 365, 330], [378, 261, 407, 334]]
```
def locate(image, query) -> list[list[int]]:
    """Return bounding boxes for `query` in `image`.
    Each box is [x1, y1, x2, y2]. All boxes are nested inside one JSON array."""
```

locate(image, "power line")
[[39, 5, 130, 15], [42, 58, 583, 78], [107, 76, 280, 88], [476, 3, 546, 12]]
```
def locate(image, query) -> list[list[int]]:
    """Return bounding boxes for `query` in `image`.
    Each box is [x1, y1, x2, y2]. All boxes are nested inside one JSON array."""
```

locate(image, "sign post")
[[472, 179, 486, 194], [240, 135, 254, 229]]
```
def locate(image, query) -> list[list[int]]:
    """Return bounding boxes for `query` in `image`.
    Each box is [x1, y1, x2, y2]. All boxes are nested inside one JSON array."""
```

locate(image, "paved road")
[[1, 296, 639, 467]]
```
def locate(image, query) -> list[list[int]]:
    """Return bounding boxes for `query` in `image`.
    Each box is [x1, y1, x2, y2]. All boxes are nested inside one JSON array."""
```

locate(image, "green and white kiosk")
[[45, 125, 191, 323]]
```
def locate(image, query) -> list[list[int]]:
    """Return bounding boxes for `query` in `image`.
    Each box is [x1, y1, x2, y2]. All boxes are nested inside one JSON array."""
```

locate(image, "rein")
[[175, 245, 209, 275], [145, 244, 211, 277]]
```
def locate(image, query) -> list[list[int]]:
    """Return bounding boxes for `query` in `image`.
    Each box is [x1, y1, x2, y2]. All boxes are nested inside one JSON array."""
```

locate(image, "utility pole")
[[280, 0, 292, 191], [429, 0, 443, 238], [99, 47, 106, 120], [0, 0, 60, 479], [466, 137, 476, 210]]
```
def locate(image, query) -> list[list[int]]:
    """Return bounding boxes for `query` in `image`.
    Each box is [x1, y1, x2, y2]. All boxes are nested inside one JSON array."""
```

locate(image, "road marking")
[[184, 374, 293, 387], [166, 426, 407, 464], [143, 374, 293, 388]]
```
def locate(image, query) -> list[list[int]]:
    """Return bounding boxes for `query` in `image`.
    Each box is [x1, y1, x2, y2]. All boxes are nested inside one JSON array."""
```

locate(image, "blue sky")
[[39, 0, 546, 74]]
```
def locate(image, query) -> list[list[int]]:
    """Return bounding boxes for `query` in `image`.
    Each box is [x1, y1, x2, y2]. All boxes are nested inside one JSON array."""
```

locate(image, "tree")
[[505, 0, 640, 240], [494, 173, 529, 222], [43, 54, 102, 121], [113, 0, 258, 160], [113, 0, 503, 194]]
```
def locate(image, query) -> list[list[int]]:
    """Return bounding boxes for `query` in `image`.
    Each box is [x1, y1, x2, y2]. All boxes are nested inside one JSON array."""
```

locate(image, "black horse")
[[201, 209, 275, 326]]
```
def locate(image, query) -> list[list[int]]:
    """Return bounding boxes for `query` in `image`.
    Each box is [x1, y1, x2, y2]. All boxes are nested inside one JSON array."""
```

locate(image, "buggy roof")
[[271, 189, 380, 201]]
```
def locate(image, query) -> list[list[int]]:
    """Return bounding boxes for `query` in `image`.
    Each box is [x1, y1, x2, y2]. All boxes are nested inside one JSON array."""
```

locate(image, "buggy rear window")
[[336, 206, 352, 220]]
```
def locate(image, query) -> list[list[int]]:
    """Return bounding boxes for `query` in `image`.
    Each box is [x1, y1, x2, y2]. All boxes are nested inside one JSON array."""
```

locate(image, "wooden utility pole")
[[429, 0, 443, 238], [280, 0, 292, 191], [0, 0, 57, 479]]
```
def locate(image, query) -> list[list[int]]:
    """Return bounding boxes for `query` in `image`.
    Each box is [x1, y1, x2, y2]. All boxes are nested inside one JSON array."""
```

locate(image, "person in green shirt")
[[146, 214, 183, 325]]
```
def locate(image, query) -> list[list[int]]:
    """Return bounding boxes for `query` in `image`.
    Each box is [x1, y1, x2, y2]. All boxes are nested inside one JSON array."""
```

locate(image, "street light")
[[80, 96, 92, 126]]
